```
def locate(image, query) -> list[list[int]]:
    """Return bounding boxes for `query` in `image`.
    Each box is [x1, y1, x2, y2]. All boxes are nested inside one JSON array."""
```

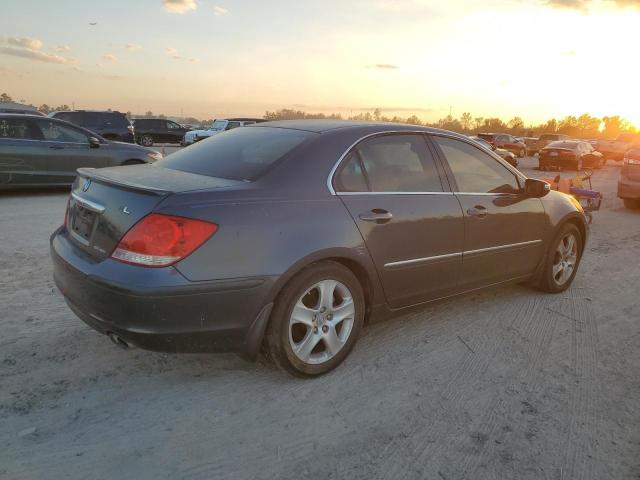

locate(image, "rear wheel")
[[536, 223, 582, 293], [264, 261, 365, 377], [140, 134, 154, 147], [623, 198, 640, 209]]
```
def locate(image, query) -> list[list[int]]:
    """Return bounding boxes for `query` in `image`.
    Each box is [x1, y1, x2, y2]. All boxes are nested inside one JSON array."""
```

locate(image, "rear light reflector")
[[111, 213, 217, 267]]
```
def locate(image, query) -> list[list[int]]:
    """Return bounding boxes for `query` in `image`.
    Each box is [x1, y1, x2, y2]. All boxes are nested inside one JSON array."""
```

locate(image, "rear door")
[[166, 120, 185, 143], [430, 135, 546, 290], [33, 118, 111, 184], [334, 133, 464, 308], [0, 117, 46, 186]]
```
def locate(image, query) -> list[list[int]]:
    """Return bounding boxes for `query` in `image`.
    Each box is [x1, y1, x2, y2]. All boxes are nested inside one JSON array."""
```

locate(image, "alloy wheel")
[[552, 233, 578, 286], [288, 280, 355, 365]]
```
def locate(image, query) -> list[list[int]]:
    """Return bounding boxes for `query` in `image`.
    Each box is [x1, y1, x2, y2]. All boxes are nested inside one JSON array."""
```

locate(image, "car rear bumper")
[[50, 227, 276, 357], [618, 178, 640, 199]]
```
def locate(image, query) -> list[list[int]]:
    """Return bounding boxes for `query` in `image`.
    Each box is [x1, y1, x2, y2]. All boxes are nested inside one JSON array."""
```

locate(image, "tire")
[[536, 223, 583, 293], [140, 134, 154, 147], [623, 198, 640, 209], [264, 261, 365, 377]]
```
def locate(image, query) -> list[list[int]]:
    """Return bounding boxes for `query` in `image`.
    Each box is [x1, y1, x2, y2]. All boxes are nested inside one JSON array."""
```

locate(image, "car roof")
[[0, 113, 48, 119], [251, 119, 458, 135], [51, 110, 125, 115]]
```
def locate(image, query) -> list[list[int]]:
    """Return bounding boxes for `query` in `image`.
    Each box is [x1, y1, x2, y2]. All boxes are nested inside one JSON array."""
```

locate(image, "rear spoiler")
[[77, 168, 169, 195]]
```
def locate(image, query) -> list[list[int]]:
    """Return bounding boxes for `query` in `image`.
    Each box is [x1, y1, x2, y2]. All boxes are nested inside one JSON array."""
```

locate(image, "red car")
[[539, 140, 605, 171], [477, 133, 527, 157]]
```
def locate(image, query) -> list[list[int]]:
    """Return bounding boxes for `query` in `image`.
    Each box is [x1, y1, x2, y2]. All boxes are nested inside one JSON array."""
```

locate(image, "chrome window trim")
[[337, 191, 454, 196], [327, 129, 527, 196], [383, 239, 542, 269], [71, 192, 106, 213], [327, 130, 439, 196]]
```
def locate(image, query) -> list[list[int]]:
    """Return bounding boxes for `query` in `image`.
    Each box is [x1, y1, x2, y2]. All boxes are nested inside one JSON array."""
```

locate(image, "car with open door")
[[51, 121, 588, 377], [0, 114, 162, 189]]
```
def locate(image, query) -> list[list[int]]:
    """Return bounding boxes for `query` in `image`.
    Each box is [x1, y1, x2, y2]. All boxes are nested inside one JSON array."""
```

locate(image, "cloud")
[[125, 43, 142, 52], [52, 45, 71, 52], [102, 53, 117, 62], [366, 64, 399, 69], [163, 0, 197, 14], [213, 6, 228, 15], [0, 46, 69, 64], [545, 0, 640, 10], [165, 46, 199, 62], [6, 36, 43, 50]]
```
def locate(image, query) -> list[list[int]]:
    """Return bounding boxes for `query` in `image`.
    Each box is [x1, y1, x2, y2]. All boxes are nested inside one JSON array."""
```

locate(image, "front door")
[[33, 119, 110, 185], [430, 135, 546, 290], [333, 133, 464, 308]]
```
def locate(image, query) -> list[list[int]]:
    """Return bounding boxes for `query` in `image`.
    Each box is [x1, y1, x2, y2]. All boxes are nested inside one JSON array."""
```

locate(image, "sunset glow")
[[1, 0, 639, 126]]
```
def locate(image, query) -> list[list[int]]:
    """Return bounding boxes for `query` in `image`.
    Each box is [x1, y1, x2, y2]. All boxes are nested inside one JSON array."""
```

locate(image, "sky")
[[1, 0, 639, 125]]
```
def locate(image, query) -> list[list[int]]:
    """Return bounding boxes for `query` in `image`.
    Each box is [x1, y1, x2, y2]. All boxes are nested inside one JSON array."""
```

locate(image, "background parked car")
[[477, 133, 527, 157], [529, 133, 570, 155], [539, 140, 604, 171], [132, 119, 191, 147], [595, 133, 640, 162], [182, 118, 264, 145], [0, 114, 161, 188], [49, 110, 134, 143], [618, 148, 640, 209], [468, 136, 518, 167]]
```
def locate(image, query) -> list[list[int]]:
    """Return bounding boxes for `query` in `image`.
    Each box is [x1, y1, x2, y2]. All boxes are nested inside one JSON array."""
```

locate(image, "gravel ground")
[[1, 156, 638, 479]]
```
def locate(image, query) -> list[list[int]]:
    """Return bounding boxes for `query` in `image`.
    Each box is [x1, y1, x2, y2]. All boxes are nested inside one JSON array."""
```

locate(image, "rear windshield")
[[546, 141, 578, 150], [157, 126, 313, 181]]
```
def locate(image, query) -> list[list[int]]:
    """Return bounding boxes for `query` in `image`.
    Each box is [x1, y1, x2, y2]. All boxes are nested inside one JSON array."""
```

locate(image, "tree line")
[[3, 92, 636, 139]]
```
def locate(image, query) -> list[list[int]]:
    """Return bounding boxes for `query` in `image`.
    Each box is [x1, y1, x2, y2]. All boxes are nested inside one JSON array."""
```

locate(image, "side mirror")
[[524, 178, 550, 198], [89, 136, 100, 148]]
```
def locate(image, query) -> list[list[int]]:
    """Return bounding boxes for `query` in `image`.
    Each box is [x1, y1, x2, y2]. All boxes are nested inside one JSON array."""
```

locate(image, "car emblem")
[[82, 179, 91, 192], [121, 206, 131, 215]]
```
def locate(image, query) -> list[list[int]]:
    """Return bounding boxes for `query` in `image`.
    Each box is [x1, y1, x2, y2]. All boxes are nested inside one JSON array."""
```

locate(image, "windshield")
[[157, 126, 313, 181], [211, 120, 228, 131]]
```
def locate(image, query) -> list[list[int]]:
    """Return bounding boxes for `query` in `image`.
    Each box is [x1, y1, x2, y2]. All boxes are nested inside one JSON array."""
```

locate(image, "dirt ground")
[[1, 156, 638, 479]]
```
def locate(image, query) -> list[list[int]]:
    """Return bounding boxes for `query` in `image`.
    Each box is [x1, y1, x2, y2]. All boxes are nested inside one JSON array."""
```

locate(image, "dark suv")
[[132, 119, 191, 147], [49, 111, 134, 143]]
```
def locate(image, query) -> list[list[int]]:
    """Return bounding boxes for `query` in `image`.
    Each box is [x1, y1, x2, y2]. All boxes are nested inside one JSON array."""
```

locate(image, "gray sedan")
[[0, 114, 162, 188], [51, 121, 588, 376]]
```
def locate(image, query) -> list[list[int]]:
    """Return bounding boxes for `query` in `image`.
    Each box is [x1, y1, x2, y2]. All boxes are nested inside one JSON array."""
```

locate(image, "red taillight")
[[111, 213, 218, 267]]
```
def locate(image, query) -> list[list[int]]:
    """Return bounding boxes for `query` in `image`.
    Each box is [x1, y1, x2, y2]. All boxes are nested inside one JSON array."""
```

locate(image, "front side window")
[[167, 121, 181, 129], [35, 119, 89, 143], [226, 121, 241, 130], [334, 134, 443, 193], [432, 136, 520, 194], [0, 118, 39, 140]]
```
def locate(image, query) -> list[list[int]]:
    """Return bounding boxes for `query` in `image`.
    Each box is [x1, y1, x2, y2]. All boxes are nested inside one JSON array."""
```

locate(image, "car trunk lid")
[[66, 165, 243, 260]]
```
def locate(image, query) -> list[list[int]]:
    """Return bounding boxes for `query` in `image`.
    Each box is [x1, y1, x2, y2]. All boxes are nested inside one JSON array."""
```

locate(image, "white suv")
[[182, 118, 263, 146]]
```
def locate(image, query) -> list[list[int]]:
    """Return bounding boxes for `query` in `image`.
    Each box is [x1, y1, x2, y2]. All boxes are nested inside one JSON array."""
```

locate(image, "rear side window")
[[158, 126, 312, 181], [0, 118, 39, 139], [334, 134, 443, 193], [53, 112, 75, 123], [433, 136, 520, 194]]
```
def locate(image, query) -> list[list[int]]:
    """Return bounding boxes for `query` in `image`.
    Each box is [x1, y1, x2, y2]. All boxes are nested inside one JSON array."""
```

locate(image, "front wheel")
[[536, 223, 583, 293], [140, 134, 154, 147], [264, 261, 365, 377]]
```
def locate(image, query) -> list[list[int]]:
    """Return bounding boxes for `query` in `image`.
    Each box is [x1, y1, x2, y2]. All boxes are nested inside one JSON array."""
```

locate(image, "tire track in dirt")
[[369, 297, 540, 480]]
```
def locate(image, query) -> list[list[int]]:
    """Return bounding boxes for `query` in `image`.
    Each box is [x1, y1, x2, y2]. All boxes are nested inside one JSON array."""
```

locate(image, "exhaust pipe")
[[108, 332, 132, 350]]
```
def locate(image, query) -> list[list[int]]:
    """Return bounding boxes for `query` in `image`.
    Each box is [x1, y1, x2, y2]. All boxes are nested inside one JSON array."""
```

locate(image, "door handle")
[[359, 209, 393, 224], [467, 206, 488, 218], [49, 145, 64, 150]]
